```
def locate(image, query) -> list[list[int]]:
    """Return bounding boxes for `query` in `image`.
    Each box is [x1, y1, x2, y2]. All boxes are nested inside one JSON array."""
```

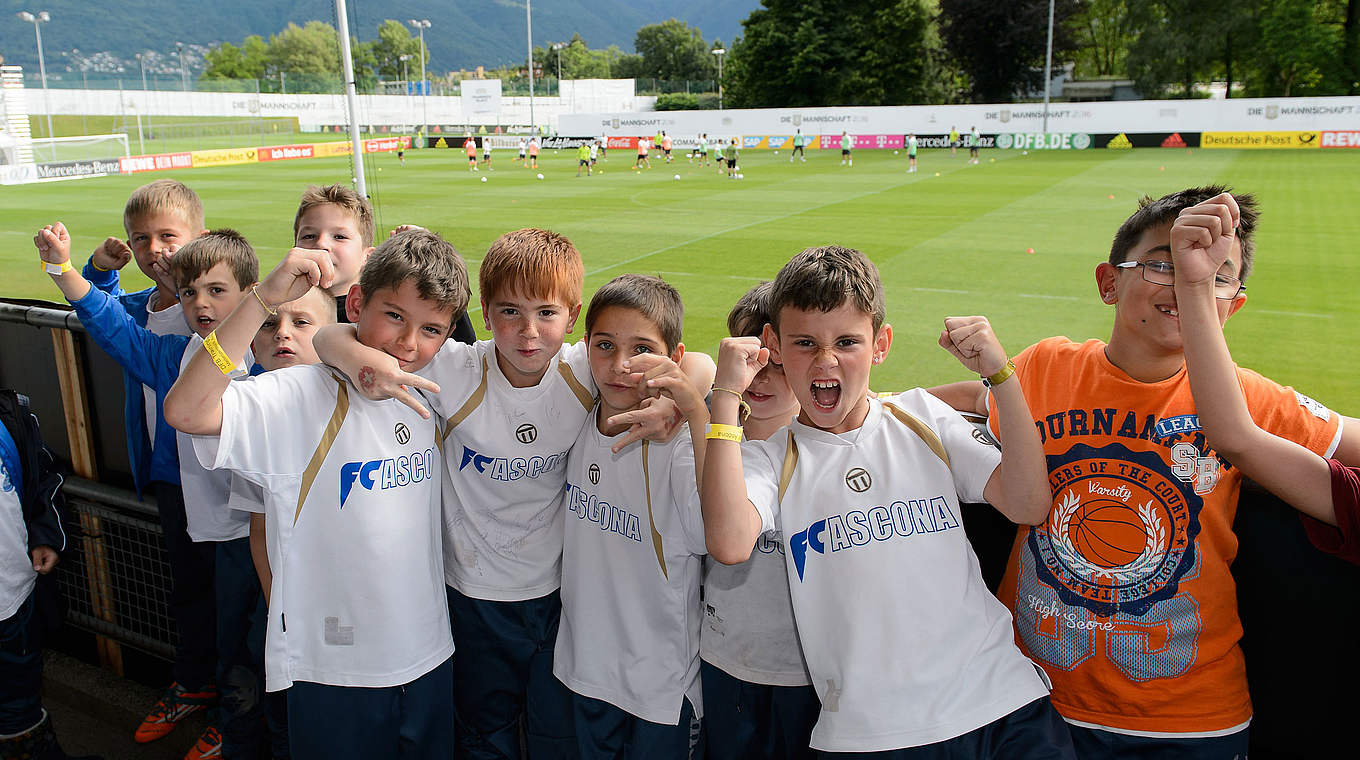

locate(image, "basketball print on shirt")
[[1020, 439, 1209, 682]]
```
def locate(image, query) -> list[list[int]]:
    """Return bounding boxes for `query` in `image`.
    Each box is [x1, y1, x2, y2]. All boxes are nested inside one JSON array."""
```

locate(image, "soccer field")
[[2, 146, 1357, 412]]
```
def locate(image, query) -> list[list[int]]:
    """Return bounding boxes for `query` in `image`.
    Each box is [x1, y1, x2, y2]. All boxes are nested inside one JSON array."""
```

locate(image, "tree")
[[533, 35, 625, 80], [1124, 0, 1250, 98], [939, 0, 1080, 102], [267, 21, 342, 76], [726, 0, 950, 108], [371, 19, 426, 80], [633, 19, 718, 80], [203, 35, 267, 80], [1070, 0, 1134, 78], [1242, 0, 1346, 96]]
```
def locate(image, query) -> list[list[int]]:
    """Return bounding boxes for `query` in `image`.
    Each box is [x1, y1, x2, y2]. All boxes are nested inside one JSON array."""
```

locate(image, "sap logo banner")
[[788, 497, 960, 581], [339, 448, 437, 507], [459, 445, 567, 482]]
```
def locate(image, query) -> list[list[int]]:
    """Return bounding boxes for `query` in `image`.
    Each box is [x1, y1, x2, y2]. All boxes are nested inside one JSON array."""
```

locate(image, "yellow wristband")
[[203, 331, 239, 376], [42, 261, 74, 276], [983, 359, 1016, 388], [91, 259, 112, 272], [705, 423, 743, 443], [710, 386, 751, 421]]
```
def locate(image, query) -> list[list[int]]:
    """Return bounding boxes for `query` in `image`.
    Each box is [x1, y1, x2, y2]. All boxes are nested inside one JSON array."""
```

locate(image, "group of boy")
[[8, 176, 1357, 760]]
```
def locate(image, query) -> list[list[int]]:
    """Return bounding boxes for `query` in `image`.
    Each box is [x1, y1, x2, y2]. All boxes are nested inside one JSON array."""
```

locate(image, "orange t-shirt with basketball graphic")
[[988, 337, 1342, 736]]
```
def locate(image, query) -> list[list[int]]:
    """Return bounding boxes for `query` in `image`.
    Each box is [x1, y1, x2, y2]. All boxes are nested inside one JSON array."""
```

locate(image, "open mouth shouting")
[[810, 379, 842, 410]]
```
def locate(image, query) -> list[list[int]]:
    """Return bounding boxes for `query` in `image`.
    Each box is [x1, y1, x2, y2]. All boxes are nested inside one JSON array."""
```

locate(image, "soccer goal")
[[25, 133, 131, 163]]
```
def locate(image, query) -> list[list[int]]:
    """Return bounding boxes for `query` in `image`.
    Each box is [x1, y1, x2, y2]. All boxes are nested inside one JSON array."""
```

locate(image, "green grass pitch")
[[3, 145, 1357, 413]]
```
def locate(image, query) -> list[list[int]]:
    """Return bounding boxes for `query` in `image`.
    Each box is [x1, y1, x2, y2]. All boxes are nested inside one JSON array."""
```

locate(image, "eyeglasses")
[[1115, 259, 1244, 300]]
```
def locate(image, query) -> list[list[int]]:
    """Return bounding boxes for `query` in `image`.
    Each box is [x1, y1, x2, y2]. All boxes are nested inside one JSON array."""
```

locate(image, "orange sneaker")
[[134, 682, 218, 743], [183, 725, 222, 760]]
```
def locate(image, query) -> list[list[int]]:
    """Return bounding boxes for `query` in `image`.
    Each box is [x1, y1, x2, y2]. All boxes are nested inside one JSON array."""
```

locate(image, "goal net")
[[25, 133, 131, 163]]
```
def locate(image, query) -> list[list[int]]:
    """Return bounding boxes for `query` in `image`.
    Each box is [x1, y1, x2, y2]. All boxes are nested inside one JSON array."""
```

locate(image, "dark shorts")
[[701, 660, 817, 760], [841, 149, 851, 156], [573, 692, 699, 760], [579, 159, 589, 166], [287, 656, 454, 760], [1067, 723, 1249, 760], [816, 697, 1075, 760], [0, 591, 43, 735], [447, 587, 575, 760]]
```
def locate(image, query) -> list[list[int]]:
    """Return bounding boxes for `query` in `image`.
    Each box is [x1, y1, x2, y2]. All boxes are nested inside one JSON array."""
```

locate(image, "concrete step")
[[41, 650, 208, 760]]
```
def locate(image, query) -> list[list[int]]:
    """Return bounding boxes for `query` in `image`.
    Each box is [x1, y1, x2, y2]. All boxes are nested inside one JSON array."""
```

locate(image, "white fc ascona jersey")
[[177, 338, 250, 543], [193, 364, 452, 692], [554, 413, 707, 725], [742, 389, 1049, 752], [421, 340, 596, 601], [700, 530, 810, 687]]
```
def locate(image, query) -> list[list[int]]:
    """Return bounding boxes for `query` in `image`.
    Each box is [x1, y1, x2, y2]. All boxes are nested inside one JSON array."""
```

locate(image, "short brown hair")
[[479, 228, 584, 307], [359, 229, 469, 316], [294, 184, 375, 247], [727, 281, 773, 338], [585, 274, 683, 355], [170, 229, 258, 290], [1109, 185, 1260, 282], [769, 245, 885, 332], [123, 180, 204, 233]]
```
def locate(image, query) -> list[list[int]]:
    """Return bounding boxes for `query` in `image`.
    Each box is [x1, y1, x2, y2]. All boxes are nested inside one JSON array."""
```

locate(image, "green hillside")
[[0, 0, 755, 74]]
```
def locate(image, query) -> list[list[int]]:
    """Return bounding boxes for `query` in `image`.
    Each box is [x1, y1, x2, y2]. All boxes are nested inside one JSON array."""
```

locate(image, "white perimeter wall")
[[20, 79, 655, 131], [559, 97, 1360, 136]]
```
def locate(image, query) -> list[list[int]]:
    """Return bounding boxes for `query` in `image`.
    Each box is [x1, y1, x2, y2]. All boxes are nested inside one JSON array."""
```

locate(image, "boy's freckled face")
[[177, 261, 247, 338], [126, 211, 198, 280], [351, 281, 454, 373], [769, 302, 889, 435], [587, 306, 673, 422], [1107, 222, 1246, 356], [484, 287, 581, 388], [252, 290, 333, 371], [296, 204, 372, 296]]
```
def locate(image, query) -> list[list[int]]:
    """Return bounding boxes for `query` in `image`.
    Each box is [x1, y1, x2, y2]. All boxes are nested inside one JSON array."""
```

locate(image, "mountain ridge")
[[0, 0, 756, 76]]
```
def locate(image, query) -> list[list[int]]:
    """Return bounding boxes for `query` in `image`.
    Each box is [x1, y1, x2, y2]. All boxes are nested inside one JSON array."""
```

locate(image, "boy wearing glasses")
[[930, 185, 1360, 759]]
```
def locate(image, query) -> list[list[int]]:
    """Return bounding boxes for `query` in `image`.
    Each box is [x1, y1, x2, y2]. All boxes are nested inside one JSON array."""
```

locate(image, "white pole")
[[526, 0, 535, 133], [410, 20, 430, 139], [335, 0, 367, 196], [21, 11, 56, 141], [1042, 0, 1055, 136]]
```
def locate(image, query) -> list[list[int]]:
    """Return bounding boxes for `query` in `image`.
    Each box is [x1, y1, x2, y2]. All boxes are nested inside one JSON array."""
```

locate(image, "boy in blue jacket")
[[74, 181, 224, 748], [38, 223, 261, 758]]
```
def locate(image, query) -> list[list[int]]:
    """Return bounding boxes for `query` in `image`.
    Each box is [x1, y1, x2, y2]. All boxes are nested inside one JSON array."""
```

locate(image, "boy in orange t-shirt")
[[931, 185, 1359, 758]]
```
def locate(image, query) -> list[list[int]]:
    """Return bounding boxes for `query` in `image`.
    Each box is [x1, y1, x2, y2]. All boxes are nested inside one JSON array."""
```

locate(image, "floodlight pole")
[[17, 10, 55, 140], [526, 0, 535, 133], [711, 47, 725, 110], [400, 54, 413, 132], [1041, 0, 1054, 136], [176, 41, 188, 91], [336, 0, 367, 196], [409, 19, 430, 140]]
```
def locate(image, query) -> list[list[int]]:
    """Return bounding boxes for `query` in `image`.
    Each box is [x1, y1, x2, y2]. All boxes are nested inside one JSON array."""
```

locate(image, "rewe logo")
[[339, 448, 437, 507]]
